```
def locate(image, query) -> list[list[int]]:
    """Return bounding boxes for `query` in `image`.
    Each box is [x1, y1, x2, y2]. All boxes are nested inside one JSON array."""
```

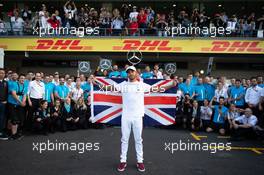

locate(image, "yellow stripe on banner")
[[0, 38, 263, 54]]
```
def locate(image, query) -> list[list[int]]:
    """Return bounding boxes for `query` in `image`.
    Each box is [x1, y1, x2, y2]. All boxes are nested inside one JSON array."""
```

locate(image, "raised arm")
[[72, 1, 77, 10], [64, 0, 70, 9], [209, 96, 216, 108], [94, 77, 119, 92], [151, 80, 177, 93]]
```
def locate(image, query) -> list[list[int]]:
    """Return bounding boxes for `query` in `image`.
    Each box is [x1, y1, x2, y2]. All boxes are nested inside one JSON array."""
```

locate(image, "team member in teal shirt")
[[190, 72, 199, 86], [229, 79, 245, 108], [120, 65, 129, 78], [207, 97, 228, 135], [203, 76, 215, 101], [54, 77, 70, 101], [7, 72, 18, 89], [141, 66, 153, 79], [44, 75, 55, 107], [193, 78, 206, 106], [179, 78, 194, 96], [81, 81, 91, 103], [109, 65, 121, 78], [8, 74, 27, 139]]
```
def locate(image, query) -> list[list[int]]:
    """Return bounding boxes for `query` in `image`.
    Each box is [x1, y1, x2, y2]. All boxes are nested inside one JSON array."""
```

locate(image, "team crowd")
[[0, 65, 263, 141]]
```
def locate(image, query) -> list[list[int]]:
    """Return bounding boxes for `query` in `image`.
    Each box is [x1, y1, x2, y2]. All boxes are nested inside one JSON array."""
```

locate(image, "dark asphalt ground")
[[0, 127, 264, 175]]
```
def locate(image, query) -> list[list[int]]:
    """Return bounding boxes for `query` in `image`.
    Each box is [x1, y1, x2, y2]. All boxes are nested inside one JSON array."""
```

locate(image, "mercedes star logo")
[[79, 61, 90, 73], [127, 50, 142, 65], [99, 59, 112, 70], [165, 63, 177, 75]]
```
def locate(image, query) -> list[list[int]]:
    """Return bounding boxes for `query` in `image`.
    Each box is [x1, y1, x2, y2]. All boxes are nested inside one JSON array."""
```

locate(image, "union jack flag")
[[90, 77, 178, 126]]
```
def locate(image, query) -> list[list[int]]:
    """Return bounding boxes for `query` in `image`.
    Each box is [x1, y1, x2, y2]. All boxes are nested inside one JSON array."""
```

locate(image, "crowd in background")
[[0, 0, 263, 37], [0, 65, 264, 141]]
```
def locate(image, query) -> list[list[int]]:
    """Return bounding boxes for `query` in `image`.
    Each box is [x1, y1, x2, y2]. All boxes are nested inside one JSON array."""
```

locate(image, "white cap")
[[126, 66, 136, 72]]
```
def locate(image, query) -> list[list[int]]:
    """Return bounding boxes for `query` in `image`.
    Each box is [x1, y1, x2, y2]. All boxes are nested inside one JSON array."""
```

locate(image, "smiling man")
[[96, 65, 176, 172]]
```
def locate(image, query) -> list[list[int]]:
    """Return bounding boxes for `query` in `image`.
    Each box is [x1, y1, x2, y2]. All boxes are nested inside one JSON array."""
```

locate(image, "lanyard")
[[217, 107, 223, 122], [76, 88, 80, 98], [36, 81, 43, 88], [17, 82, 24, 94]]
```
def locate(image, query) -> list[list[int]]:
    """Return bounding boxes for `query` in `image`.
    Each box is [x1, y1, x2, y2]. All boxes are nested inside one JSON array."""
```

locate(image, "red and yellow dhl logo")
[[21, 39, 264, 53], [27, 39, 92, 50], [202, 41, 264, 53], [113, 39, 182, 51]]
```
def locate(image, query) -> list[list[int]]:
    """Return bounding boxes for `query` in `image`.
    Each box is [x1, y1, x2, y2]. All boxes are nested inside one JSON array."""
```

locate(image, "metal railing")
[[0, 26, 261, 38]]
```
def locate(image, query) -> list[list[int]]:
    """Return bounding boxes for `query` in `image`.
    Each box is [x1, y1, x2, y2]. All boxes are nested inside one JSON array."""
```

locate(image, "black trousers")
[[50, 116, 62, 132], [33, 118, 51, 134], [27, 98, 42, 130], [231, 121, 256, 139], [0, 102, 6, 132], [61, 118, 88, 131], [61, 119, 77, 131], [232, 127, 256, 139], [78, 117, 89, 129]]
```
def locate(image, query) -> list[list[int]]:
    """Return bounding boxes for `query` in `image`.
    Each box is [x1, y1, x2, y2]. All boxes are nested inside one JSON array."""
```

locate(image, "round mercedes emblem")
[[165, 63, 177, 75], [127, 50, 142, 65], [78, 61, 90, 73], [99, 59, 112, 70]]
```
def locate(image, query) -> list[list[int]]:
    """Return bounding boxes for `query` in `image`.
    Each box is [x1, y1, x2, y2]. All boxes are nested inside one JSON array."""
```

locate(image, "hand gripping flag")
[[90, 77, 177, 126]]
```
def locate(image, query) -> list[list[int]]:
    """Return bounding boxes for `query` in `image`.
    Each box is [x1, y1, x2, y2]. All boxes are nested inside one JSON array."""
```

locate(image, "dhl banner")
[[0, 38, 263, 54]]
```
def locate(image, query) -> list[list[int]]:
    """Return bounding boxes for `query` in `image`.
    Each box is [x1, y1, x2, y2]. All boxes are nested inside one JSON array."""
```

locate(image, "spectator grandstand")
[[0, 1, 263, 37]]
